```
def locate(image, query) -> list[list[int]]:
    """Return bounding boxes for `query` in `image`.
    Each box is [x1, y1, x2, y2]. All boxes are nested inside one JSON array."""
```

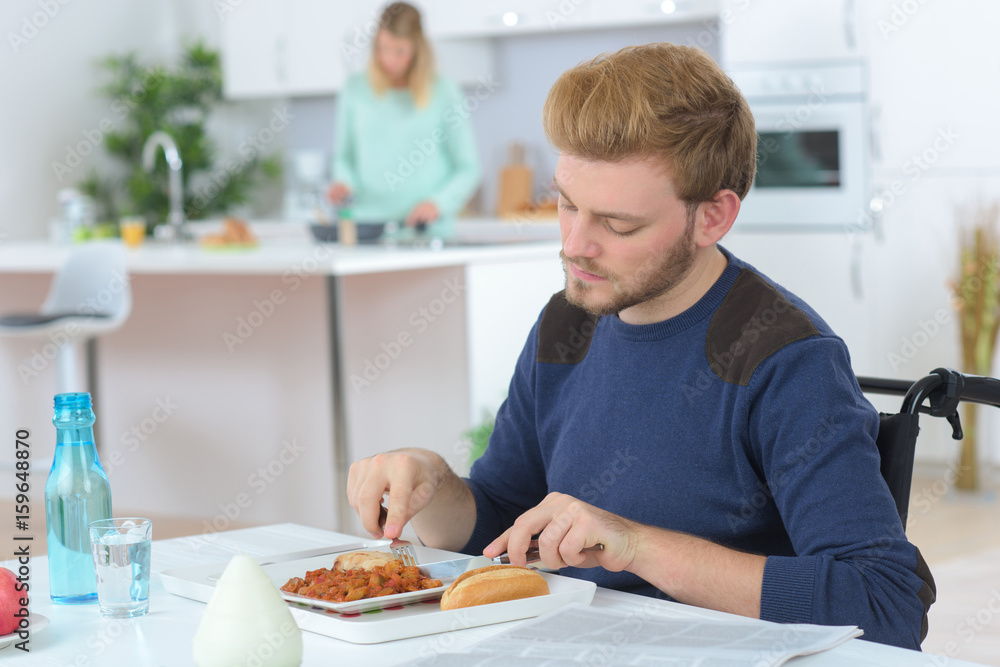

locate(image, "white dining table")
[[1, 523, 982, 666]]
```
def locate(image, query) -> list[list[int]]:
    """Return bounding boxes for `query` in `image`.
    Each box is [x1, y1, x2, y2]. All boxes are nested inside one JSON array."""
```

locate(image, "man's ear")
[[693, 189, 741, 247]]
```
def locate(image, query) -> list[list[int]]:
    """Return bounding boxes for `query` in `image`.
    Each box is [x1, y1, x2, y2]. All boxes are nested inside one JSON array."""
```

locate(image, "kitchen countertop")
[[0, 219, 563, 276]]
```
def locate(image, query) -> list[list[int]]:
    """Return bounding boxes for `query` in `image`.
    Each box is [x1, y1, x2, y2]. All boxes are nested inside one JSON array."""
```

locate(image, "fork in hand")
[[378, 503, 418, 567]]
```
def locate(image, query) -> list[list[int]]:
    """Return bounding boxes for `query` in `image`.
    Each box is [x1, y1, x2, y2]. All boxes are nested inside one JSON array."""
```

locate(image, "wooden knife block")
[[497, 141, 534, 218], [497, 164, 533, 218]]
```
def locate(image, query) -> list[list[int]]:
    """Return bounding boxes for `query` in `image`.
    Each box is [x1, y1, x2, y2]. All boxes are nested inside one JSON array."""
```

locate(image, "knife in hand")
[[420, 540, 604, 580]]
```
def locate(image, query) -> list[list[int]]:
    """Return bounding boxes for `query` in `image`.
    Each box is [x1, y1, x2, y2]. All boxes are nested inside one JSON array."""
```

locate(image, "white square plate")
[[283, 569, 597, 644], [161, 543, 597, 644], [265, 552, 450, 614]]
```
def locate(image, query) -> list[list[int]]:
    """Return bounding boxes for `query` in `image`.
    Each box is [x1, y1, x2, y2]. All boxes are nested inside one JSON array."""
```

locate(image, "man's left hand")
[[483, 492, 639, 572]]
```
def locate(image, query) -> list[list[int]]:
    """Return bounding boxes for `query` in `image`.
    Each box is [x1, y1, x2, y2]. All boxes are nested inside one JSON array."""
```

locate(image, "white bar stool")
[[0, 241, 132, 394]]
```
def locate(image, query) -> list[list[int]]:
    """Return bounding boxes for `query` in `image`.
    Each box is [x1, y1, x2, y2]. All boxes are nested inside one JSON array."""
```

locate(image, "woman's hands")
[[406, 200, 440, 227], [324, 189, 440, 227], [327, 182, 352, 205]]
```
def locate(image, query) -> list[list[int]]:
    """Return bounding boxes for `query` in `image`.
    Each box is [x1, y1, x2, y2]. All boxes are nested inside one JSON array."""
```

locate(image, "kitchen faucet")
[[141, 131, 187, 241]]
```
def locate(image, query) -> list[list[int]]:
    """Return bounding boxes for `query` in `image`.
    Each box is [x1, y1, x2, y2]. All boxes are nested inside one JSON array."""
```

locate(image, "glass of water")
[[89, 518, 152, 618]]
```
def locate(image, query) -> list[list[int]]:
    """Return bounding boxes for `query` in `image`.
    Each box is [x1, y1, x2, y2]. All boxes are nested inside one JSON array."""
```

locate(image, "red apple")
[[0, 567, 26, 635]]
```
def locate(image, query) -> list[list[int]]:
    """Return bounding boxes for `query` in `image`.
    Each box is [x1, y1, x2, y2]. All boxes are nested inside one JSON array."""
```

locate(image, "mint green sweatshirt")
[[332, 73, 481, 233]]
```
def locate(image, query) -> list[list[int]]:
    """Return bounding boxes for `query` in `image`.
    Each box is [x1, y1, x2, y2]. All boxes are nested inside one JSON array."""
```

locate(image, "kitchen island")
[[0, 221, 564, 534]]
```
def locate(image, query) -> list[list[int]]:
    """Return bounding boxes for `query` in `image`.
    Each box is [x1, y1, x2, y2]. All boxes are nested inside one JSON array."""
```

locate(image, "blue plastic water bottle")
[[45, 392, 112, 604]]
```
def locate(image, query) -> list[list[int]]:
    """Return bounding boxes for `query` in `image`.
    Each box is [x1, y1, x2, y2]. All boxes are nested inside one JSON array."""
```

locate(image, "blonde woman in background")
[[328, 2, 481, 235]]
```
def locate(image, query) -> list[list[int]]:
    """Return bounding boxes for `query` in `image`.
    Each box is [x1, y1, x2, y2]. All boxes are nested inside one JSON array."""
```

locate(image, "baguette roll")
[[440, 565, 549, 611]]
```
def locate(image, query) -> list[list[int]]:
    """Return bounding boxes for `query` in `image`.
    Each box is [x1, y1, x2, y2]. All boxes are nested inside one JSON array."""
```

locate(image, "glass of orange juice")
[[119, 216, 146, 248]]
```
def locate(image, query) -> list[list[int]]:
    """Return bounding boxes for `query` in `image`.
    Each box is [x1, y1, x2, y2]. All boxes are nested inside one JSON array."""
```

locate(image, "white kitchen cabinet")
[[588, 0, 718, 29], [219, 0, 288, 99], [220, 0, 349, 99], [425, 0, 719, 38], [465, 253, 565, 429], [220, 0, 493, 99], [421, 0, 485, 36], [720, 0, 864, 65], [863, 0, 1000, 172], [284, 0, 351, 95], [424, 0, 556, 36]]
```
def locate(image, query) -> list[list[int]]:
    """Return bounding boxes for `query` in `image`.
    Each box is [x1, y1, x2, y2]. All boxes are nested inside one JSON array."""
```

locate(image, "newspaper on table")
[[404, 602, 862, 667]]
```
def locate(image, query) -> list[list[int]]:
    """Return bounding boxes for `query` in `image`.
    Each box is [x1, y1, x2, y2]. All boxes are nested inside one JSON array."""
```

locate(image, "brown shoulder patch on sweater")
[[706, 270, 819, 385], [537, 291, 600, 365]]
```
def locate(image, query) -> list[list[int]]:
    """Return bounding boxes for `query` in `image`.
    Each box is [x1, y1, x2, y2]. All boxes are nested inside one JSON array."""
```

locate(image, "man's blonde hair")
[[543, 43, 757, 206], [368, 2, 435, 109]]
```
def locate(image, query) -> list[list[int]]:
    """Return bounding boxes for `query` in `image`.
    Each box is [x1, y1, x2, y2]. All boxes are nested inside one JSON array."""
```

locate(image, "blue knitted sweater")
[[463, 249, 934, 650]]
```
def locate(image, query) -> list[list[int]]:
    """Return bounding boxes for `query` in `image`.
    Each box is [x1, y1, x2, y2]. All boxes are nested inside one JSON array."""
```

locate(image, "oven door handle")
[[842, 0, 858, 51], [869, 103, 882, 163]]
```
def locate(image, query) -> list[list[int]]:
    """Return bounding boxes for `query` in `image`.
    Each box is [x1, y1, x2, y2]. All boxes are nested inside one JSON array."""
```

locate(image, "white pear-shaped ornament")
[[193, 554, 303, 667]]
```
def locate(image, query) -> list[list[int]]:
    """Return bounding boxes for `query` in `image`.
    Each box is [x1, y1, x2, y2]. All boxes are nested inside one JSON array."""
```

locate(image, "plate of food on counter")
[[198, 217, 258, 250]]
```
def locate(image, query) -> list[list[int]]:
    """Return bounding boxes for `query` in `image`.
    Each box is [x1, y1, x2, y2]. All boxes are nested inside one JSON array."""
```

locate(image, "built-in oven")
[[728, 62, 870, 231]]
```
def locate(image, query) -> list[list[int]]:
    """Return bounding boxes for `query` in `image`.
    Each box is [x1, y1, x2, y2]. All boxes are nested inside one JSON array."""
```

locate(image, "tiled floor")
[[907, 474, 1000, 666], [8, 472, 999, 664]]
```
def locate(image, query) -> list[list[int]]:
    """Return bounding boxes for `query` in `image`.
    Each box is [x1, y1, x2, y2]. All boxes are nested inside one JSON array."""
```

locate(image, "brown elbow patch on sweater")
[[915, 548, 936, 643]]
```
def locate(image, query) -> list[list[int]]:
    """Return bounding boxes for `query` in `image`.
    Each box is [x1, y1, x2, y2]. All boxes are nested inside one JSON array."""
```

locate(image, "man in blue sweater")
[[347, 42, 935, 650]]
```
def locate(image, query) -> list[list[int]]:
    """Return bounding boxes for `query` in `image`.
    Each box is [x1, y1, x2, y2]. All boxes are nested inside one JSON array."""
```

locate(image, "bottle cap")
[[54, 392, 92, 410]]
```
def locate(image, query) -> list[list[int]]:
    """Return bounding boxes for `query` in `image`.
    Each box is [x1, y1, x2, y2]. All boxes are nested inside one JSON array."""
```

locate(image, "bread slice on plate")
[[333, 550, 397, 572]]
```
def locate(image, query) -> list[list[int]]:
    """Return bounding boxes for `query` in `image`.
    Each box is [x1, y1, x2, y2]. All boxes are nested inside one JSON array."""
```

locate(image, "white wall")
[[0, 0, 283, 242], [864, 0, 1000, 467], [2, 1, 172, 239], [723, 1, 1000, 468]]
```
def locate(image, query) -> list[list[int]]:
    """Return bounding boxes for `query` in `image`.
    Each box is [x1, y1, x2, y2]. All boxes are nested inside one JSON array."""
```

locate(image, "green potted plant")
[[80, 42, 281, 230], [464, 413, 495, 468]]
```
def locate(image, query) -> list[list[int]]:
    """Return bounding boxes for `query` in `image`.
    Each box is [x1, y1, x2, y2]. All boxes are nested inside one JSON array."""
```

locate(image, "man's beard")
[[561, 220, 697, 318]]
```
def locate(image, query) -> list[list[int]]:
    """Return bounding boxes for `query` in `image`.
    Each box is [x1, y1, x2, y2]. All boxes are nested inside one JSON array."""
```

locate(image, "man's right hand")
[[346, 448, 474, 549]]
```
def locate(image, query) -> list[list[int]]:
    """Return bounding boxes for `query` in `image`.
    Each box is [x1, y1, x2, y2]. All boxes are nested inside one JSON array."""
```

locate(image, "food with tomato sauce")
[[280, 559, 443, 603]]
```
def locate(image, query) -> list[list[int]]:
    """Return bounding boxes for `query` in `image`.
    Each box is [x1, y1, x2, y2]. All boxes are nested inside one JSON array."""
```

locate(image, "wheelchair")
[[858, 367, 1000, 529]]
